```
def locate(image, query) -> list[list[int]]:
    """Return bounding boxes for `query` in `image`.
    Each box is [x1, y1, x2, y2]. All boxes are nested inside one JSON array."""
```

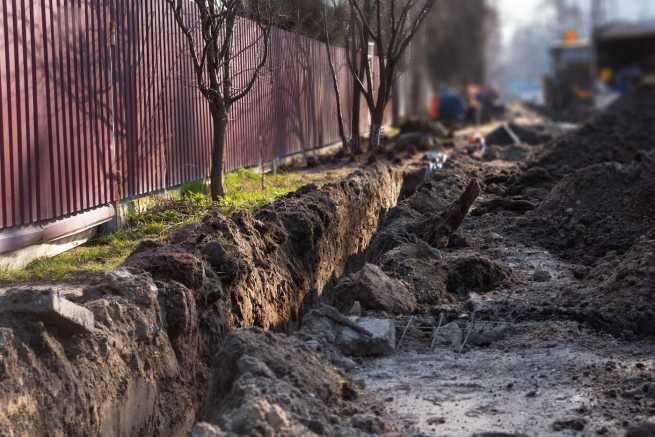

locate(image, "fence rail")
[[0, 1, 380, 232]]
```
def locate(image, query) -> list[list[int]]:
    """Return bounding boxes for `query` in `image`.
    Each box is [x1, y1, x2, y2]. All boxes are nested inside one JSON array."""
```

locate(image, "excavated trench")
[[3, 88, 655, 437], [0, 160, 427, 436]]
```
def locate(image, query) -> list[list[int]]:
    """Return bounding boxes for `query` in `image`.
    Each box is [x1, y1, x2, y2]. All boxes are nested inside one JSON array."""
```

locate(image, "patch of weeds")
[[181, 179, 208, 197]]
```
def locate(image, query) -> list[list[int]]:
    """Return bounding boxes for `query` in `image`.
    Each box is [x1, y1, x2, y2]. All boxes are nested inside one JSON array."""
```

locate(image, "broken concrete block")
[[434, 321, 464, 348], [2, 290, 94, 334], [354, 317, 396, 347], [336, 317, 396, 357]]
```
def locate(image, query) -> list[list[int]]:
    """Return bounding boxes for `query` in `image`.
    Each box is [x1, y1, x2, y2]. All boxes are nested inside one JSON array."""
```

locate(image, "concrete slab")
[[335, 317, 396, 357], [1, 290, 94, 334]]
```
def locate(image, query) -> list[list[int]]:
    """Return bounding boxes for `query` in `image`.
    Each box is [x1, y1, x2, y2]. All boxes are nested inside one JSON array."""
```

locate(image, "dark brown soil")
[[0, 162, 407, 436], [529, 86, 655, 179], [566, 235, 655, 337], [519, 157, 655, 264], [199, 328, 388, 436], [446, 255, 512, 296]]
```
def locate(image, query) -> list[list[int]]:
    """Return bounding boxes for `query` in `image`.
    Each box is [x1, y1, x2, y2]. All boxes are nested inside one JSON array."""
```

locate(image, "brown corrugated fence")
[[0, 1, 384, 231]]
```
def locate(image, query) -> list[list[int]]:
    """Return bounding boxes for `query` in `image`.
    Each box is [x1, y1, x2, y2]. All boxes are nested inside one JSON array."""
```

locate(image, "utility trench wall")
[[0, 163, 405, 436]]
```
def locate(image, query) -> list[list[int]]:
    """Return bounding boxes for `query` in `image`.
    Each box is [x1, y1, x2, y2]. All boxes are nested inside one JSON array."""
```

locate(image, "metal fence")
[[0, 1, 380, 231]]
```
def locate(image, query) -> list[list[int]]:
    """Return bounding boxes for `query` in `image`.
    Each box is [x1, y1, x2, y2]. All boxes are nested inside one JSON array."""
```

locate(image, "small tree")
[[166, 0, 272, 200], [347, 0, 434, 149], [323, 3, 349, 151]]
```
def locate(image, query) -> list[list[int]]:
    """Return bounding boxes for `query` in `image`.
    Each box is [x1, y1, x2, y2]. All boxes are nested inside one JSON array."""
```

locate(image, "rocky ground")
[[1, 87, 655, 437]]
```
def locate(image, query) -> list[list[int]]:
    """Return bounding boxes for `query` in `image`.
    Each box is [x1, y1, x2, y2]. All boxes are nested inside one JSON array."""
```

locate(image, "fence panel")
[[0, 0, 115, 230], [0, 1, 384, 232]]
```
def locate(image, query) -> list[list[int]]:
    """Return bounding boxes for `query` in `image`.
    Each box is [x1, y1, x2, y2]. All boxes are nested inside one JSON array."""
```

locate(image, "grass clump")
[[0, 166, 345, 285]]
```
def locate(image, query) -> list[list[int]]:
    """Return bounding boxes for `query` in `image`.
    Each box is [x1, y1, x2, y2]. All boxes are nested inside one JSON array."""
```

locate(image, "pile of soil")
[[127, 164, 403, 330], [199, 328, 389, 436], [509, 86, 655, 265], [566, 234, 655, 337], [363, 171, 472, 306], [520, 157, 655, 264], [399, 117, 450, 139], [446, 255, 512, 296], [530, 86, 655, 179], [481, 143, 532, 162]]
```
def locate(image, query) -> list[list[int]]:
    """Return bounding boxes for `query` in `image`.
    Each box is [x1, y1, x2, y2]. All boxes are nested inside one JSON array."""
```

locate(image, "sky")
[[491, 0, 655, 92], [495, 0, 655, 45]]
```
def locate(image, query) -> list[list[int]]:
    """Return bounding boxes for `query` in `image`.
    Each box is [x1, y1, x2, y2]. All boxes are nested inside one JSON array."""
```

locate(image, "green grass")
[[0, 167, 344, 285]]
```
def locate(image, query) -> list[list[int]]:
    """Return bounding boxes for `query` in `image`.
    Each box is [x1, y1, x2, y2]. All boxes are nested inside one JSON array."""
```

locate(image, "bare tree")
[[347, 0, 434, 149], [166, 0, 272, 200], [323, 4, 349, 152]]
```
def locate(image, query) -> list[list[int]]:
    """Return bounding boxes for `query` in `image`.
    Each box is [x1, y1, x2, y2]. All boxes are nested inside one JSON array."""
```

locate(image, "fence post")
[[108, 0, 121, 231]]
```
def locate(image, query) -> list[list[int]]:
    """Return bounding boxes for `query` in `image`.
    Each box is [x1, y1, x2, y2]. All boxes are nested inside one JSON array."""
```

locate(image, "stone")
[[348, 301, 362, 317], [552, 416, 587, 432], [336, 317, 396, 357], [331, 264, 417, 314], [625, 422, 655, 437], [434, 321, 464, 348], [532, 269, 552, 282], [351, 413, 392, 434], [2, 290, 94, 334], [191, 422, 227, 437], [265, 404, 291, 431], [237, 355, 275, 379]]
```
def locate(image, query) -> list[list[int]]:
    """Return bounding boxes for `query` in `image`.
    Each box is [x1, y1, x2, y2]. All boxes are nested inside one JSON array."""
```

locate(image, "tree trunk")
[[368, 108, 384, 149], [415, 179, 480, 248], [351, 80, 362, 154], [210, 103, 229, 201]]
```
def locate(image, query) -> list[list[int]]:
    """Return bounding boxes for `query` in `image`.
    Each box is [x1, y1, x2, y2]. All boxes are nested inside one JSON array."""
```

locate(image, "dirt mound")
[[125, 164, 403, 330], [519, 157, 655, 264], [0, 270, 209, 436], [199, 328, 380, 436], [0, 163, 406, 435], [378, 243, 451, 305], [446, 255, 512, 296], [565, 236, 655, 337], [367, 172, 475, 262], [529, 86, 655, 179]]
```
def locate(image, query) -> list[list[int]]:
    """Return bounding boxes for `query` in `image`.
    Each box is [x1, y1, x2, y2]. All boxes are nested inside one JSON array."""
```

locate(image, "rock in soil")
[[300, 306, 396, 357], [329, 263, 417, 314], [552, 416, 587, 432]]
